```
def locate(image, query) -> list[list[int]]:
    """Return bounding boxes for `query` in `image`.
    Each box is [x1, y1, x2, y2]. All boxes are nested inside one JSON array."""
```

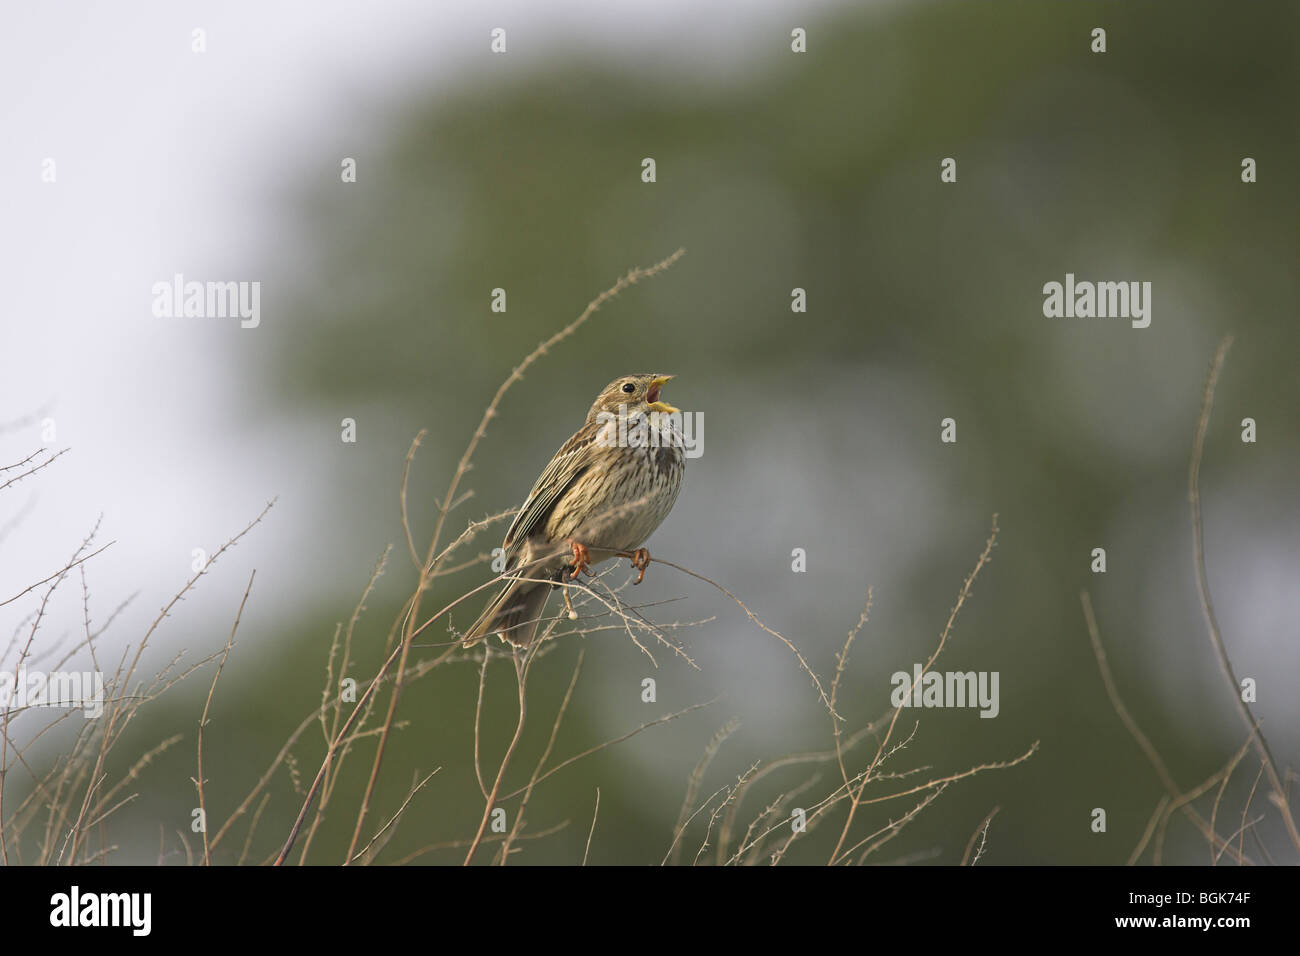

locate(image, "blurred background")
[[1, 0, 1297, 865]]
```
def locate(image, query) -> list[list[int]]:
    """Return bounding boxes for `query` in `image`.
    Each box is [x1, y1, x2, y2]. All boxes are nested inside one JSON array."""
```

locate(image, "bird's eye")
[[621, 382, 635, 393]]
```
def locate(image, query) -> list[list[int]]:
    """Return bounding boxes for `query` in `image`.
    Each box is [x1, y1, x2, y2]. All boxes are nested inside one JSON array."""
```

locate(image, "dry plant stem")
[[1188, 335, 1300, 853], [842, 783, 948, 865], [670, 718, 740, 865], [662, 782, 734, 864], [0, 542, 114, 609], [273, 551, 561, 864], [6, 527, 102, 857], [716, 722, 883, 866], [1081, 590, 1248, 865], [274, 575, 503, 865], [692, 771, 756, 865], [344, 563, 421, 861], [348, 768, 440, 865], [496, 650, 584, 864], [496, 699, 717, 802], [1233, 763, 1266, 865], [238, 793, 272, 866], [299, 550, 390, 863], [961, 806, 1000, 866], [213, 709, 319, 852], [1154, 768, 1231, 865], [336, 552, 539, 862], [195, 570, 256, 866], [399, 431, 427, 571], [764, 742, 1035, 867], [58, 503, 272, 865], [1129, 796, 1172, 866], [569, 572, 695, 666], [0, 501, 268, 865], [277, 639, 449, 865], [583, 788, 600, 865], [646, 557, 835, 718], [849, 747, 1036, 811], [1080, 591, 1179, 795], [1210, 731, 1255, 866], [390, 821, 569, 864], [0, 448, 48, 472], [0, 447, 67, 493], [327, 549, 389, 750], [472, 638, 492, 799], [1218, 814, 1267, 866], [344, 249, 686, 862], [464, 648, 534, 865], [427, 508, 519, 579], [828, 515, 999, 866], [832, 592, 873, 792], [0, 522, 89, 864], [736, 796, 800, 866]]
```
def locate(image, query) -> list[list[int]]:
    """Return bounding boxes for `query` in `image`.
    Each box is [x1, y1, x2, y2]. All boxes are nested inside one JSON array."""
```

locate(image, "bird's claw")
[[558, 541, 592, 621], [630, 548, 651, 585], [566, 541, 593, 578]]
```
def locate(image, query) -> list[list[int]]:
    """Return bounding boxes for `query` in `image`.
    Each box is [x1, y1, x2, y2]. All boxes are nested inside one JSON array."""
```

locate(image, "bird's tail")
[[462, 576, 553, 647]]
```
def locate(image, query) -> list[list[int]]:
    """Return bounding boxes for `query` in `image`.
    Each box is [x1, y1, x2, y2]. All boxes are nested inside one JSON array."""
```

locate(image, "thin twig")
[[464, 648, 534, 865], [195, 570, 256, 865], [1187, 335, 1300, 853], [348, 768, 440, 865], [961, 806, 999, 866], [583, 789, 600, 865], [828, 515, 999, 865], [1081, 589, 1248, 864]]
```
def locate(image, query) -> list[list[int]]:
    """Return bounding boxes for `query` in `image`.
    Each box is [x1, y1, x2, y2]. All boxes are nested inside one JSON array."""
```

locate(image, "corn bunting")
[[463, 373, 686, 647]]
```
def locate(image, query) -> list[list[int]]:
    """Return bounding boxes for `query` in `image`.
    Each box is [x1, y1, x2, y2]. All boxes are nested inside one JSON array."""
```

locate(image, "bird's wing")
[[502, 420, 603, 554]]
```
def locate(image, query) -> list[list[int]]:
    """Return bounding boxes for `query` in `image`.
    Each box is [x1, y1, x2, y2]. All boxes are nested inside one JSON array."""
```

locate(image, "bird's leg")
[[567, 540, 593, 578], [558, 541, 591, 621], [629, 547, 651, 585]]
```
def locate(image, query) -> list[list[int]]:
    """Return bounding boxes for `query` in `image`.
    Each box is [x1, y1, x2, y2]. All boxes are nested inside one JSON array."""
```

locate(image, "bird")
[[462, 373, 687, 647]]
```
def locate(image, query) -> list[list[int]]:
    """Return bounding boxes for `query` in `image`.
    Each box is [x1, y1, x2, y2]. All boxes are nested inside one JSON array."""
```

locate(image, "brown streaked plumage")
[[463, 373, 686, 647]]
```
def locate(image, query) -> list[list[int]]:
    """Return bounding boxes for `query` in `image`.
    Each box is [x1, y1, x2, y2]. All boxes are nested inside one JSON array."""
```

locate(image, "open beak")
[[645, 375, 679, 414]]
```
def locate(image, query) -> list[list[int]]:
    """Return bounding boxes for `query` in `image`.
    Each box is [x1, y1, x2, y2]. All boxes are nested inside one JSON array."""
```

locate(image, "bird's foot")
[[566, 540, 593, 578], [629, 547, 651, 585], [558, 541, 592, 621]]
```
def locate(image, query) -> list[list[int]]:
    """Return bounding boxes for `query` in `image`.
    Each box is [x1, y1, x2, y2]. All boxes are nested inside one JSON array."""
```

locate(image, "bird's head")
[[587, 374, 679, 422]]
